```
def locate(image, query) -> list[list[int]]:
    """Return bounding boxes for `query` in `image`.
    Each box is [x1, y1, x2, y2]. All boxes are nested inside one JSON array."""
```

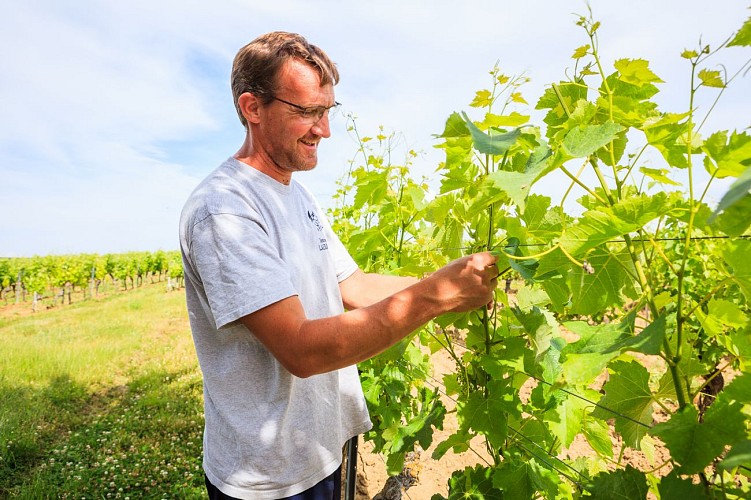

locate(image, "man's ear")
[[238, 92, 261, 125]]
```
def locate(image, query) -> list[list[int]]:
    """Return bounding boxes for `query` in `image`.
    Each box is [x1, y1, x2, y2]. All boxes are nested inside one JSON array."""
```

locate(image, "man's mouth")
[[300, 138, 317, 148]]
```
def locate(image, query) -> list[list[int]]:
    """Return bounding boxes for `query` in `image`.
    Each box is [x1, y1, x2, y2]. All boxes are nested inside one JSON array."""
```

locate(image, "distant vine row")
[[0, 250, 184, 311]]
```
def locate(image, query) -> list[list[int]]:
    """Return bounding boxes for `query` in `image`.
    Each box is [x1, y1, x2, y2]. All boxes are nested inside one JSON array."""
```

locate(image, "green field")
[[0, 283, 205, 498]]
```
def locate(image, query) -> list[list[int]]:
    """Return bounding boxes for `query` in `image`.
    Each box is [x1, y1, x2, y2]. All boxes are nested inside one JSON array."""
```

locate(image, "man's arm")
[[239, 252, 498, 378], [338, 269, 418, 310]]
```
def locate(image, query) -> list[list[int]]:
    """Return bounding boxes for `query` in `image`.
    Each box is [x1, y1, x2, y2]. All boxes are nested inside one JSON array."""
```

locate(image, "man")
[[179, 31, 499, 500]]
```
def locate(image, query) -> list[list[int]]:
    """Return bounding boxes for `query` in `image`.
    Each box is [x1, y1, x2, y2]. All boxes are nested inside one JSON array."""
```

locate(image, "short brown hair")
[[231, 32, 339, 128]]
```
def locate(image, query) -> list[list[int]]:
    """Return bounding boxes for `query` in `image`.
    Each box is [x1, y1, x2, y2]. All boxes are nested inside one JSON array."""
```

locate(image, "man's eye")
[[301, 108, 322, 118]]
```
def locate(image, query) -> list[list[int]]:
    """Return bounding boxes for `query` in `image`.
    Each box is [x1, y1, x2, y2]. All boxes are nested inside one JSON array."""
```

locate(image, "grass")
[[0, 282, 205, 498]]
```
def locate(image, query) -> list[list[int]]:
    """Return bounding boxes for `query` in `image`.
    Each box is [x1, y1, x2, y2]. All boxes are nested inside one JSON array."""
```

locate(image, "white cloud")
[[1, 0, 749, 256]]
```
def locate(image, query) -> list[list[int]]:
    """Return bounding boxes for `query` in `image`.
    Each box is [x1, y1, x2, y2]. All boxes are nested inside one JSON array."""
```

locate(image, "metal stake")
[[343, 435, 358, 500]]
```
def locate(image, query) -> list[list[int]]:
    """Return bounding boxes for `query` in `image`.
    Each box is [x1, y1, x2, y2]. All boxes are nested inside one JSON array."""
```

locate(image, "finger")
[[485, 263, 500, 279]]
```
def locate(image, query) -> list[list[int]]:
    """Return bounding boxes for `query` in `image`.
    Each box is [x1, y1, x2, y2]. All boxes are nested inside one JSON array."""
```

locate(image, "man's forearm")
[[339, 270, 419, 310], [297, 275, 446, 375]]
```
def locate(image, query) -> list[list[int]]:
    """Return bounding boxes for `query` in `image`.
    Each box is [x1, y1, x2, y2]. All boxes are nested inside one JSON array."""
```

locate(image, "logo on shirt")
[[307, 210, 324, 231], [307, 210, 328, 251]]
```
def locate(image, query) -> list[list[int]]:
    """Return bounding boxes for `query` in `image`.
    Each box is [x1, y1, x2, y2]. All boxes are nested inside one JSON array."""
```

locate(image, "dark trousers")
[[205, 466, 342, 500]]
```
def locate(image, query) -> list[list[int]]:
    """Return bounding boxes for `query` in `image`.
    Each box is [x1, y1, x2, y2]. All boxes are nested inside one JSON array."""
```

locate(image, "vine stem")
[[430, 329, 470, 397], [560, 162, 608, 205], [587, 26, 622, 197], [673, 59, 701, 410]]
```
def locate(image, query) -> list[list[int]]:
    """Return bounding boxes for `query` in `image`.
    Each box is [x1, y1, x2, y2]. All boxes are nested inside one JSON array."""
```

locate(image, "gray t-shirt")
[[179, 157, 372, 499]]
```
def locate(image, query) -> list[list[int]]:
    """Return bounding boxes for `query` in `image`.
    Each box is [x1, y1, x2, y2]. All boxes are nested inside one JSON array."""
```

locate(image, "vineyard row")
[[0, 250, 185, 311]]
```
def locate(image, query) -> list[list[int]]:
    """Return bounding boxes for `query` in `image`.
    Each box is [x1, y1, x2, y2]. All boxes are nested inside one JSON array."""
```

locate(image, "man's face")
[[254, 59, 335, 177]]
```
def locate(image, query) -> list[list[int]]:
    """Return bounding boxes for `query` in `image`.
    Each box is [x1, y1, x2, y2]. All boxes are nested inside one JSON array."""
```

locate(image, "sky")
[[1, 0, 749, 257]]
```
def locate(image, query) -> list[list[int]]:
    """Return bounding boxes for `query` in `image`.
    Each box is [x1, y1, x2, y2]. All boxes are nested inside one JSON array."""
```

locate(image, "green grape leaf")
[[536, 246, 572, 277], [438, 156, 476, 192], [657, 471, 707, 500], [458, 381, 514, 449], [702, 130, 751, 178], [405, 183, 428, 211], [559, 209, 620, 257], [462, 111, 522, 155], [643, 112, 690, 168], [514, 285, 550, 311], [728, 15, 751, 47], [719, 440, 751, 470], [502, 238, 539, 281], [569, 247, 637, 316], [483, 111, 530, 128], [721, 371, 751, 404], [559, 316, 634, 385], [587, 465, 649, 499], [514, 306, 559, 359], [545, 389, 600, 447], [614, 58, 664, 86], [605, 314, 666, 355], [560, 192, 667, 256], [445, 465, 501, 499], [639, 166, 681, 186], [541, 274, 570, 313], [492, 458, 562, 500], [522, 194, 564, 241], [600, 73, 660, 129], [562, 122, 625, 158], [482, 152, 550, 212], [539, 337, 565, 384], [592, 360, 653, 448], [572, 44, 590, 59], [432, 429, 473, 460], [608, 191, 669, 231], [682, 49, 699, 59], [729, 327, 751, 371], [698, 68, 725, 88], [723, 240, 751, 302], [583, 416, 614, 458], [563, 317, 634, 355], [710, 164, 751, 222], [521, 194, 552, 229], [470, 89, 493, 108], [536, 81, 589, 141], [480, 337, 531, 374], [353, 169, 388, 208], [436, 111, 470, 138], [651, 381, 748, 474], [715, 192, 751, 236], [696, 298, 748, 337], [381, 388, 446, 474]]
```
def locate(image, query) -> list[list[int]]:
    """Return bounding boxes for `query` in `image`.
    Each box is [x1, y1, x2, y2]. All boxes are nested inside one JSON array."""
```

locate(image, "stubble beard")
[[272, 139, 319, 175]]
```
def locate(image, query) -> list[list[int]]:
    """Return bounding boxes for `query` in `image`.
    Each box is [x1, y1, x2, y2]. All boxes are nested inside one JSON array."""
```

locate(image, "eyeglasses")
[[270, 96, 341, 123]]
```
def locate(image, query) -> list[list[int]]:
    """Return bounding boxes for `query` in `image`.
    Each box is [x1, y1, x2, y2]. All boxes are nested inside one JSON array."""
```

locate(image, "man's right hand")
[[423, 252, 499, 312]]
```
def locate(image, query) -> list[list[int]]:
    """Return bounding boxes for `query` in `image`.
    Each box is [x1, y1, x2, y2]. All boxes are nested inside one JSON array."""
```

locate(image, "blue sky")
[[1, 0, 749, 256]]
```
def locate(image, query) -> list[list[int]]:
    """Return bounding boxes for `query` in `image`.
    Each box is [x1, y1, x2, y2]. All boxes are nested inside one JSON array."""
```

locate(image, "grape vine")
[[332, 12, 751, 499]]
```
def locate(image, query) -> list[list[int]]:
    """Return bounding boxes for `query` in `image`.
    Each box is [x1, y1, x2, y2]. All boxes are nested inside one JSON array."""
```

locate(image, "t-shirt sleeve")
[[190, 212, 297, 330], [317, 205, 358, 283]]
